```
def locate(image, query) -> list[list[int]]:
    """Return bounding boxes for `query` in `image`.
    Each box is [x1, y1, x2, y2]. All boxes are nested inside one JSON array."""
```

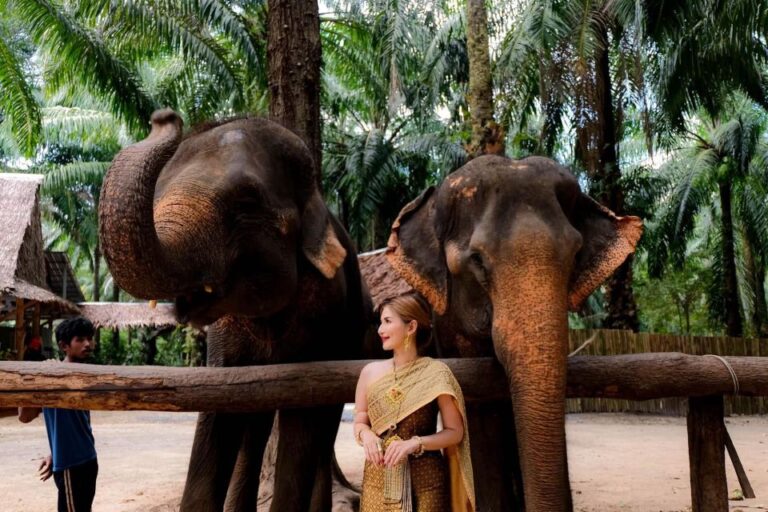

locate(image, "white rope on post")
[[703, 354, 740, 395]]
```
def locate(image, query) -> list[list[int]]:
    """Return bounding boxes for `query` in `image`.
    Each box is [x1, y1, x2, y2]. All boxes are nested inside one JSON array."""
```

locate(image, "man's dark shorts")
[[52, 458, 98, 512]]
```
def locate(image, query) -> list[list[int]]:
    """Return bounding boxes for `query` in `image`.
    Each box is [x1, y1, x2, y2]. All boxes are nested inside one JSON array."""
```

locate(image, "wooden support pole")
[[724, 429, 755, 499], [1, 355, 768, 412], [14, 298, 26, 361], [687, 395, 728, 512], [32, 302, 41, 337]]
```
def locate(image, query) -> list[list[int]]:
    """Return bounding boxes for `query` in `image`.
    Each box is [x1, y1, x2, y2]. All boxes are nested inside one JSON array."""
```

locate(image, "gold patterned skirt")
[[360, 402, 449, 512]]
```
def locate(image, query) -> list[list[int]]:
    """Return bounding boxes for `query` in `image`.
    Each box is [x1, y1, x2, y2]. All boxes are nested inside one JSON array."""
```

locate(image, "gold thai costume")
[[360, 357, 475, 512]]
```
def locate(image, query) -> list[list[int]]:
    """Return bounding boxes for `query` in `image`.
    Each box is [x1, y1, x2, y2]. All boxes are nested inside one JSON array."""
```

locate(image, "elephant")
[[387, 154, 642, 510], [98, 109, 372, 511]]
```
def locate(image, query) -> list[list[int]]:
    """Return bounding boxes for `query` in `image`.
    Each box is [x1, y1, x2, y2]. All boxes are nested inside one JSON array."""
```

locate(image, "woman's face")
[[378, 305, 414, 352]]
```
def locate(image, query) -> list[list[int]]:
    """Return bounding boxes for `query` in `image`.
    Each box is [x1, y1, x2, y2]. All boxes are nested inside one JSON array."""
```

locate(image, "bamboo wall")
[[566, 330, 768, 416]]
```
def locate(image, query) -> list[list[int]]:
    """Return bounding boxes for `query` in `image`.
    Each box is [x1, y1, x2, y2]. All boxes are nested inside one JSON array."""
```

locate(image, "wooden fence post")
[[687, 395, 728, 512]]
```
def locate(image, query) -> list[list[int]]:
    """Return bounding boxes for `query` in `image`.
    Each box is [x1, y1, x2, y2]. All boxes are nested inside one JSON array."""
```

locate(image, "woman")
[[354, 293, 475, 512]]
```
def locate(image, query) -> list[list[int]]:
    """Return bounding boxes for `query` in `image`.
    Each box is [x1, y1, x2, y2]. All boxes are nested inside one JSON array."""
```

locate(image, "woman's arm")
[[383, 394, 465, 467], [353, 364, 384, 466]]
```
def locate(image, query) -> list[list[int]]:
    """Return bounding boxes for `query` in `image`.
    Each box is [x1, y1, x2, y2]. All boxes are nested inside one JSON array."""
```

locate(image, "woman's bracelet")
[[354, 424, 371, 446], [411, 435, 425, 457]]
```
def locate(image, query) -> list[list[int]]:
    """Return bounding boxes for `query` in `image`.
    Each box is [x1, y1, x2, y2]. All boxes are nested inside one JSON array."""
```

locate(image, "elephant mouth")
[[174, 290, 222, 326]]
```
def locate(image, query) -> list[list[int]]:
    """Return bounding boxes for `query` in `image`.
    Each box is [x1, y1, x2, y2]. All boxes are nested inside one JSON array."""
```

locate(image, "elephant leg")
[[223, 412, 276, 512], [271, 404, 343, 512], [468, 400, 525, 511], [181, 412, 249, 511]]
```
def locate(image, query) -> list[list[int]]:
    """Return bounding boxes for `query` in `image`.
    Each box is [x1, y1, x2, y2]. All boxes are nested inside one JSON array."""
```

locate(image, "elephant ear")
[[387, 187, 448, 315], [301, 189, 347, 279], [568, 194, 643, 310]]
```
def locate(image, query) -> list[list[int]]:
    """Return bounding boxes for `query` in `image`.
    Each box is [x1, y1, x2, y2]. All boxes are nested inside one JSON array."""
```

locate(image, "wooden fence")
[[567, 329, 768, 415]]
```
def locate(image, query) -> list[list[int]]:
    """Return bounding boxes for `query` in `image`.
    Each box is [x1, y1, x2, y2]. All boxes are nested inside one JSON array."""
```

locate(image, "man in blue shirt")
[[19, 317, 98, 512]]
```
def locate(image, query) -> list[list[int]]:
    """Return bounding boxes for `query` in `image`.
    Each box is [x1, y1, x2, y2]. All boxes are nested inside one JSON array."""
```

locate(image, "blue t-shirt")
[[42, 408, 97, 472]]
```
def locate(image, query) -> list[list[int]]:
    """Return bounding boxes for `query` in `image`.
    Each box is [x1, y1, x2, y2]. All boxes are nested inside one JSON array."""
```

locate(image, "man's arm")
[[18, 407, 41, 423]]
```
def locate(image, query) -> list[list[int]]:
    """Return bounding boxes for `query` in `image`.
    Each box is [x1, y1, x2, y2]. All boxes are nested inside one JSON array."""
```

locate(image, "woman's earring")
[[404, 333, 412, 351]]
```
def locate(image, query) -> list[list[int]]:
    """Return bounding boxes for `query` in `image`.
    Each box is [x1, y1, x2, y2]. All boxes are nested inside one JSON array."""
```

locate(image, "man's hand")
[[17, 407, 41, 423], [38, 455, 52, 482]]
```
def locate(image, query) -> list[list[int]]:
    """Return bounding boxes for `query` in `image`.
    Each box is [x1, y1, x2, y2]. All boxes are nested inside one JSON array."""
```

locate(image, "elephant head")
[[99, 109, 348, 326], [387, 155, 642, 510]]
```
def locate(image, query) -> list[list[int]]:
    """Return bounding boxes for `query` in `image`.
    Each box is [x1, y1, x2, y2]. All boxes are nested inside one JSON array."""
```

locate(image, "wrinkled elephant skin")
[[387, 155, 642, 511], [99, 109, 371, 511]]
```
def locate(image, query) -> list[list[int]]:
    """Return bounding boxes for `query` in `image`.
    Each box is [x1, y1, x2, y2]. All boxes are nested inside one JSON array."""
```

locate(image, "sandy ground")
[[1, 411, 766, 511]]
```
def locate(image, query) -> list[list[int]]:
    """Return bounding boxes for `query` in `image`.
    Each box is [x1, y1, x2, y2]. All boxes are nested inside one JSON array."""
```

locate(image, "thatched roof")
[[0, 173, 80, 316], [45, 251, 86, 304], [78, 302, 178, 329], [358, 248, 413, 309], [0, 174, 45, 289]]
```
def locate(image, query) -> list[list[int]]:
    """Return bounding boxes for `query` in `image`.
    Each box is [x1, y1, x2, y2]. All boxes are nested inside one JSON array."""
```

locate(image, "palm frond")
[[0, 33, 41, 156], [39, 160, 110, 195], [3, 0, 157, 135]]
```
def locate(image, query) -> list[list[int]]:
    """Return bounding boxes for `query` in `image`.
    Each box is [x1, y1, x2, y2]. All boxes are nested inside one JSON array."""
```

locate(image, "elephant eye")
[[468, 252, 489, 287], [469, 252, 485, 269]]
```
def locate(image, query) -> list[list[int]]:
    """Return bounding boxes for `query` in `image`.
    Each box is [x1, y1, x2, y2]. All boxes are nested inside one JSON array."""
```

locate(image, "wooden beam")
[[687, 396, 728, 512], [0, 354, 767, 412], [14, 298, 26, 361], [566, 353, 768, 399]]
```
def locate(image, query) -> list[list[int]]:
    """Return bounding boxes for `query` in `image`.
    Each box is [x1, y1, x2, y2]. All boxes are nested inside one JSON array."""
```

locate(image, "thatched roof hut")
[[358, 248, 413, 309], [78, 302, 178, 329], [45, 251, 86, 304], [0, 174, 80, 314], [0, 173, 81, 359]]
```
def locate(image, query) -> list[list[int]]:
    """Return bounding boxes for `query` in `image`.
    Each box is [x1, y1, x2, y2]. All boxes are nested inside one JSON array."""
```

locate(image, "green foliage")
[[1, 0, 766, 341], [94, 326, 204, 366], [634, 253, 714, 335], [0, 18, 40, 156], [321, 1, 468, 250]]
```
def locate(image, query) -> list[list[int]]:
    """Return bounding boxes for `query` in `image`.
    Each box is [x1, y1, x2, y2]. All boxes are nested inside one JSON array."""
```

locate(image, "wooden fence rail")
[[2, 354, 767, 512], [2, 354, 767, 412], [567, 330, 768, 415]]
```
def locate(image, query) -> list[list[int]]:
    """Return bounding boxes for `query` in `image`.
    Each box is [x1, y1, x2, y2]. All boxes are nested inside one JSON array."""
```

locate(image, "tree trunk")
[[267, 0, 323, 189], [589, 29, 639, 332], [719, 181, 743, 337], [92, 240, 101, 346], [264, 2, 325, 507], [742, 231, 768, 337], [466, 0, 504, 158], [754, 262, 768, 337]]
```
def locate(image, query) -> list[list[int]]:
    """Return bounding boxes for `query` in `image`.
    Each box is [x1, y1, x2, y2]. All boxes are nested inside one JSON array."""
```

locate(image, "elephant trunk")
[[490, 231, 574, 511], [99, 109, 186, 300]]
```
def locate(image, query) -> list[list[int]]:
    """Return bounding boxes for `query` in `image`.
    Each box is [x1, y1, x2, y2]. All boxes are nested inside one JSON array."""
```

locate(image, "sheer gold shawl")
[[367, 357, 476, 512]]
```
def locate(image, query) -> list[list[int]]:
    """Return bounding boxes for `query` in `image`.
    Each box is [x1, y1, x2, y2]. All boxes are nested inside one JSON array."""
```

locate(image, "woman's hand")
[[361, 430, 384, 466], [383, 438, 419, 468]]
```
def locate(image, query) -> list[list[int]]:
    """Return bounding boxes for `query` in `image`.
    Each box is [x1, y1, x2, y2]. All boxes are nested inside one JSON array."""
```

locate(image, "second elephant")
[[388, 155, 642, 511]]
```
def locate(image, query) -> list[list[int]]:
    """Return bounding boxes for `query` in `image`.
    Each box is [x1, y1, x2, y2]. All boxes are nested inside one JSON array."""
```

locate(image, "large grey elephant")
[[99, 109, 371, 511], [387, 155, 642, 510]]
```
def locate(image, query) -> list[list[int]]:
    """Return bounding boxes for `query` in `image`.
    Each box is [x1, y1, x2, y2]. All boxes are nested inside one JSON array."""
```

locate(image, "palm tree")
[[647, 99, 768, 337], [494, 0, 768, 331], [0, 17, 40, 156], [466, 0, 504, 157], [37, 103, 127, 302], [321, 1, 466, 249]]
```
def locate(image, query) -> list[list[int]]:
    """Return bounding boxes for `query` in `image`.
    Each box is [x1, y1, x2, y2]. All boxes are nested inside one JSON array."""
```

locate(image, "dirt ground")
[[1, 411, 766, 511]]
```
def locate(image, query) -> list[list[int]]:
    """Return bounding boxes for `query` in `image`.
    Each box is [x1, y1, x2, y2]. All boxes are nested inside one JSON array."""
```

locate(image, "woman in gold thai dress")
[[354, 293, 475, 512]]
